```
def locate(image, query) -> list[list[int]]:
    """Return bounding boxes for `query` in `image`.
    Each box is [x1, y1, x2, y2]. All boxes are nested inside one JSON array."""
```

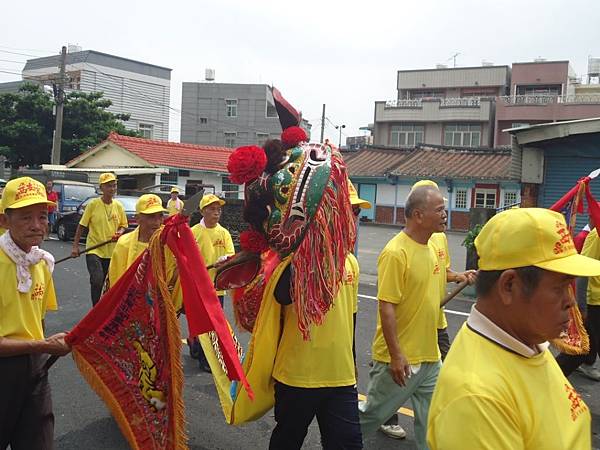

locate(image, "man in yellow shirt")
[[193, 193, 234, 306], [268, 187, 367, 449], [0, 177, 71, 449], [359, 184, 446, 449], [427, 208, 599, 449], [71, 173, 128, 306], [166, 186, 184, 216], [556, 226, 600, 380]]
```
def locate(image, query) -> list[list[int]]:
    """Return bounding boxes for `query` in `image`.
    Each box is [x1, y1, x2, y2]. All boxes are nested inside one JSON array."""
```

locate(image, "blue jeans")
[[269, 382, 363, 450]]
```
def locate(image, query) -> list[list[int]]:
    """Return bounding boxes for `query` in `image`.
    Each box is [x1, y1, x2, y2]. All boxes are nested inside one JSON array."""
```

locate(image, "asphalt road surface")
[[40, 226, 600, 449]]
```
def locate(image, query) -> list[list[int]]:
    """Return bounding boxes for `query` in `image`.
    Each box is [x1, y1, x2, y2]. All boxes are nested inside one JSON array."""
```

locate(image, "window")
[[511, 123, 529, 129], [444, 124, 481, 147], [138, 123, 154, 139], [221, 176, 239, 199], [224, 132, 237, 148], [199, 117, 208, 124], [408, 90, 444, 99], [266, 97, 278, 118], [503, 190, 519, 207], [516, 84, 562, 96], [454, 188, 468, 209], [390, 124, 424, 147], [474, 188, 496, 208], [226, 99, 238, 117], [178, 169, 190, 177], [161, 169, 178, 185], [256, 132, 269, 145]]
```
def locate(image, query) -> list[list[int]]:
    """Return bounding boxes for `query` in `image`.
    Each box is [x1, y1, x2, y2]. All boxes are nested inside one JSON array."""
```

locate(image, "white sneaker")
[[576, 364, 600, 381], [380, 424, 407, 439]]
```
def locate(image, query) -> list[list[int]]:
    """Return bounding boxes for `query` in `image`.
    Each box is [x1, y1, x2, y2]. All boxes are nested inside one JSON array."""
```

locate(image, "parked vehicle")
[[51, 180, 97, 215], [56, 195, 139, 241]]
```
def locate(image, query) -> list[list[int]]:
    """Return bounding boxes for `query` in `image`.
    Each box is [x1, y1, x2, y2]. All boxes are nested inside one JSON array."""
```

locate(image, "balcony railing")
[[385, 99, 422, 108], [384, 97, 483, 108], [440, 97, 481, 107], [499, 94, 600, 105]]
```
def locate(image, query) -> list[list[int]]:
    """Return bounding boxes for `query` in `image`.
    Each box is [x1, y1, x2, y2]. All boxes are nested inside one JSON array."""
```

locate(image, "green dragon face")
[[266, 143, 332, 256]]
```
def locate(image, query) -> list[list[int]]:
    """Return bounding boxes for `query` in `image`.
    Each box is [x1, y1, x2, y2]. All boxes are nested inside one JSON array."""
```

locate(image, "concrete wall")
[[180, 83, 282, 147], [397, 66, 510, 90], [510, 61, 569, 92]]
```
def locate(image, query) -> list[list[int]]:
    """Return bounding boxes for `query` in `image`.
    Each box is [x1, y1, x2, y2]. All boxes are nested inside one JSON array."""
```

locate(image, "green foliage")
[[0, 83, 139, 167], [462, 223, 483, 250]]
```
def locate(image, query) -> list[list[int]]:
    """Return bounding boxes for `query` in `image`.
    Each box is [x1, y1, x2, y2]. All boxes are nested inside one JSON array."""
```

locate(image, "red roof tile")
[[391, 146, 513, 180], [68, 132, 234, 173]]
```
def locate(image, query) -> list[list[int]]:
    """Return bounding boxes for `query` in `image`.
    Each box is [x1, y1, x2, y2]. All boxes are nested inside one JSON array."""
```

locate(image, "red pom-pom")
[[227, 146, 267, 184], [281, 126, 308, 148], [240, 230, 269, 254]]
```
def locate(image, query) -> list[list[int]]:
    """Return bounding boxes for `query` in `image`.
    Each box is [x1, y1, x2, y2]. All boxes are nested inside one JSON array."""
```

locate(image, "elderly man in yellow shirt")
[[427, 208, 600, 450], [72, 172, 128, 306], [359, 184, 446, 450], [0, 177, 71, 449], [166, 186, 184, 216]]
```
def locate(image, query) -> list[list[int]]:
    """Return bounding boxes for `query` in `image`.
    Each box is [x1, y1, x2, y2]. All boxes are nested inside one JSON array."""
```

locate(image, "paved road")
[[40, 228, 600, 449]]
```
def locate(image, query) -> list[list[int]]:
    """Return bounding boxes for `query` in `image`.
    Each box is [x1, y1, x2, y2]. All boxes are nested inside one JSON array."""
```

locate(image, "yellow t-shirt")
[[273, 254, 359, 387], [427, 324, 591, 450], [79, 198, 128, 259], [166, 198, 184, 216], [198, 223, 235, 296], [371, 231, 441, 364], [430, 232, 451, 329], [108, 228, 183, 310], [0, 248, 57, 341], [582, 229, 600, 306]]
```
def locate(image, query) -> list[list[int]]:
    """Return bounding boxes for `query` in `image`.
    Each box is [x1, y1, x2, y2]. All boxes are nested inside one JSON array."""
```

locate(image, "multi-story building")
[[494, 60, 600, 146], [373, 65, 510, 149], [180, 82, 286, 148], [346, 135, 373, 151], [22, 49, 171, 140]]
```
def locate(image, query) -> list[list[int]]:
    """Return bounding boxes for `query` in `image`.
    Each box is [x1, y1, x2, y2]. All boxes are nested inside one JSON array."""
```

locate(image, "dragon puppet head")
[[219, 87, 355, 339]]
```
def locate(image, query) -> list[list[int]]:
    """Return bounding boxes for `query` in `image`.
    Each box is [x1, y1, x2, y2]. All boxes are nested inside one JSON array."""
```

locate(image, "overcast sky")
[[2, 0, 600, 144]]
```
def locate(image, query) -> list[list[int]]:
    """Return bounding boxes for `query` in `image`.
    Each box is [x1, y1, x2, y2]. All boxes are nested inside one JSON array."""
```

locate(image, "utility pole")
[[320, 104, 326, 143], [51, 46, 67, 165]]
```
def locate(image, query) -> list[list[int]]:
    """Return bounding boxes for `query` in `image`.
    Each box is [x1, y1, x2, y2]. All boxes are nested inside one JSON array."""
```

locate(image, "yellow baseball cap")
[[99, 172, 117, 185], [475, 208, 600, 277], [136, 194, 167, 214], [200, 194, 225, 210], [1, 177, 56, 211], [348, 181, 371, 209], [170, 186, 180, 194]]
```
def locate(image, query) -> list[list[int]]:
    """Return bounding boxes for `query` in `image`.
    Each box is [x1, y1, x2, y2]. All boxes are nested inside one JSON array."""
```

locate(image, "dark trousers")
[[86, 254, 110, 306], [556, 305, 600, 375], [0, 354, 54, 450], [269, 382, 363, 450], [437, 328, 451, 361]]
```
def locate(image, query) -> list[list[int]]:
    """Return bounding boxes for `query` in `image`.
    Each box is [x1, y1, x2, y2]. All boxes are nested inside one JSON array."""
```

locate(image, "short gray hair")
[[405, 185, 439, 218]]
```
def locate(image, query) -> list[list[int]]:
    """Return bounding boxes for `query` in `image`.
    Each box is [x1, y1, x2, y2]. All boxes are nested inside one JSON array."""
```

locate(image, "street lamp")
[[335, 124, 346, 149]]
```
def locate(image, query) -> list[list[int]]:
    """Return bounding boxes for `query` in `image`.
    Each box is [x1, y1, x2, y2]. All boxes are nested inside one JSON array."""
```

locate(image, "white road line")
[[358, 294, 470, 317]]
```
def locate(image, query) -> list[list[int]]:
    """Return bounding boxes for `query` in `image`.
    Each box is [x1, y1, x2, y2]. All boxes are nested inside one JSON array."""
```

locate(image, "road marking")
[[358, 393, 414, 417], [358, 294, 470, 317]]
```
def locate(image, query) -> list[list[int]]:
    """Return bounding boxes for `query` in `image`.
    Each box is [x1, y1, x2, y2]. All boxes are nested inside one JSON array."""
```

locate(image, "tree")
[[0, 83, 138, 167]]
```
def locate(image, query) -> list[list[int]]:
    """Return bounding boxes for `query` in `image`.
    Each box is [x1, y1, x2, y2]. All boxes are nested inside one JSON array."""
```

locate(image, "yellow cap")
[[1, 177, 56, 211], [475, 208, 600, 277], [99, 172, 117, 185], [170, 186, 180, 194], [136, 194, 166, 214], [348, 181, 372, 209], [200, 194, 225, 210]]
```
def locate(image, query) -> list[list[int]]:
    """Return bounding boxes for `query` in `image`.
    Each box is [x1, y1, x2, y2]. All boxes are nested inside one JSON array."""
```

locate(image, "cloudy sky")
[[2, 0, 600, 144]]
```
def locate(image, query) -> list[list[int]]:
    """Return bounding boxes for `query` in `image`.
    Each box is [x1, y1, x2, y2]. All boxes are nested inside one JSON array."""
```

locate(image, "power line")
[[0, 45, 53, 55], [0, 59, 26, 64], [0, 49, 44, 58]]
